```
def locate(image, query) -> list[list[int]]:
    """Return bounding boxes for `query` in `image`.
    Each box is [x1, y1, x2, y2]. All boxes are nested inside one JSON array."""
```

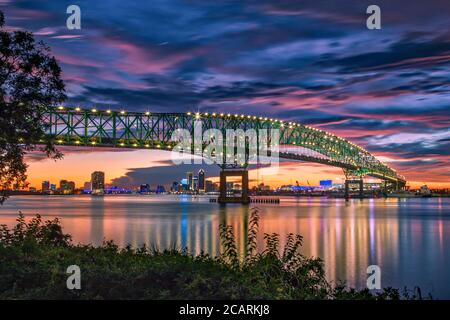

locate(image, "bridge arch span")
[[40, 107, 406, 187]]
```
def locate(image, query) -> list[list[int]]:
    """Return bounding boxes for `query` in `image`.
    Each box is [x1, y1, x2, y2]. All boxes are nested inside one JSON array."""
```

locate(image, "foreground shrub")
[[0, 210, 426, 299]]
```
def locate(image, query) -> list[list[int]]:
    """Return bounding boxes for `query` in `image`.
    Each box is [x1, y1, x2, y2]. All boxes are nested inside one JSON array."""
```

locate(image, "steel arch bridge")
[[40, 106, 406, 187]]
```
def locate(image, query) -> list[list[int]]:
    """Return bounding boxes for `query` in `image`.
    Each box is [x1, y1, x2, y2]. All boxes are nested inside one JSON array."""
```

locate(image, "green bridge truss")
[[40, 106, 406, 186]]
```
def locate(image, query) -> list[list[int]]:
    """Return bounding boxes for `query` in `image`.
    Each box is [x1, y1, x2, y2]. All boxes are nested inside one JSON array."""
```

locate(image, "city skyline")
[[23, 144, 447, 190], [30, 166, 443, 194], [32, 168, 254, 192], [23, 147, 355, 190], [2, 1, 449, 189]]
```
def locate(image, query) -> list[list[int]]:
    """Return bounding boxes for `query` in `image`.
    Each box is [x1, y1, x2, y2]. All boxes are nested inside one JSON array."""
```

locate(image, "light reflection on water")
[[0, 195, 449, 298]]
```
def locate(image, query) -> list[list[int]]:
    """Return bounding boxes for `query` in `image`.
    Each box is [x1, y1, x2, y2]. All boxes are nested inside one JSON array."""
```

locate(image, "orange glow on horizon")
[[24, 148, 450, 190]]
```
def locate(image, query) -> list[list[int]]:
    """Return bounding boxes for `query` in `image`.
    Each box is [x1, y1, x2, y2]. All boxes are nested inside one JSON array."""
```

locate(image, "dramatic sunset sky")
[[2, 1, 449, 189]]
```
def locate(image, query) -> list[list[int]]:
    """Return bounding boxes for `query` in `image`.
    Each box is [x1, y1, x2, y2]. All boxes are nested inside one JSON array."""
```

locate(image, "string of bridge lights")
[[52, 106, 405, 176], [49, 105, 402, 179], [54, 105, 369, 152]]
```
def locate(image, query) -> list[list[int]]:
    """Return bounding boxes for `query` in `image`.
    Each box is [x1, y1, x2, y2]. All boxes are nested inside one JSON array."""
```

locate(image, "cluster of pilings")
[[250, 198, 280, 204], [211, 197, 280, 204]]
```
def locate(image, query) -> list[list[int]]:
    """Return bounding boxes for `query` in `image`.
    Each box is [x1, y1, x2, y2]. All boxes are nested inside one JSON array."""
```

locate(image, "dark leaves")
[[0, 10, 66, 202], [0, 212, 427, 299]]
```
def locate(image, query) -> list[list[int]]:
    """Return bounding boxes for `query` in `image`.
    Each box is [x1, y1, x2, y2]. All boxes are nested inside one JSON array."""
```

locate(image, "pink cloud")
[[99, 37, 197, 75], [55, 53, 103, 68], [34, 27, 57, 36], [51, 35, 84, 39], [7, 8, 51, 20], [55, 53, 153, 90]]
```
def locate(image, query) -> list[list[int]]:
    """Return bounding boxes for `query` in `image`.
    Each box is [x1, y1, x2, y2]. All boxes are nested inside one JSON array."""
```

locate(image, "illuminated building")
[[198, 169, 205, 192], [187, 172, 193, 191], [140, 184, 150, 193], [41, 180, 50, 193], [91, 171, 105, 194]]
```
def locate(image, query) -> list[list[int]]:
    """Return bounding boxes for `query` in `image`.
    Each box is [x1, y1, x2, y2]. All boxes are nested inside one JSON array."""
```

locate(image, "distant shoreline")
[[3, 192, 449, 199]]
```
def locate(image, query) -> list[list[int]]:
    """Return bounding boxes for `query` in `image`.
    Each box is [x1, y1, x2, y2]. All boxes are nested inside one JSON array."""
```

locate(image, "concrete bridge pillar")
[[359, 179, 364, 198], [345, 180, 349, 200], [218, 168, 250, 204], [345, 179, 364, 199]]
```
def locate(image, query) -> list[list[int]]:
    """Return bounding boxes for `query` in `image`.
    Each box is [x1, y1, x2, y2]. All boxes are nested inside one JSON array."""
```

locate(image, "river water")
[[0, 195, 449, 298]]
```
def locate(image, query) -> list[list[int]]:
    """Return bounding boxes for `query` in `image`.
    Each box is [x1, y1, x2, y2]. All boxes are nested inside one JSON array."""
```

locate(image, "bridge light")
[[120, 142, 125, 146], [106, 109, 111, 114], [58, 140, 63, 143], [75, 141, 80, 144], [227, 113, 231, 117], [187, 112, 191, 116], [75, 107, 81, 111], [212, 113, 216, 116], [145, 144, 149, 147], [204, 112, 209, 116], [133, 143, 137, 147], [157, 144, 161, 148], [58, 106, 64, 110], [92, 108, 97, 112], [145, 111, 150, 115], [91, 141, 96, 145], [220, 113, 224, 117], [120, 110, 125, 114], [195, 112, 200, 119]]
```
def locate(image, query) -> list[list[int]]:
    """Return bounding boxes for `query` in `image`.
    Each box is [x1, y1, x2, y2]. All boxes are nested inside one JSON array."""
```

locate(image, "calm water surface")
[[1, 195, 449, 298]]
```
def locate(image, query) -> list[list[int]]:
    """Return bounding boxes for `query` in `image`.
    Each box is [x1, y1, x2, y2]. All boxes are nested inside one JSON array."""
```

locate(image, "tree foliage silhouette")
[[0, 11, 65, 202]]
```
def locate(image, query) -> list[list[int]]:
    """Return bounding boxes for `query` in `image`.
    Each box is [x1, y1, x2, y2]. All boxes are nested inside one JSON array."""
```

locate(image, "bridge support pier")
[[345, 179, 364, 199], [218, 168, 249, 204]]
